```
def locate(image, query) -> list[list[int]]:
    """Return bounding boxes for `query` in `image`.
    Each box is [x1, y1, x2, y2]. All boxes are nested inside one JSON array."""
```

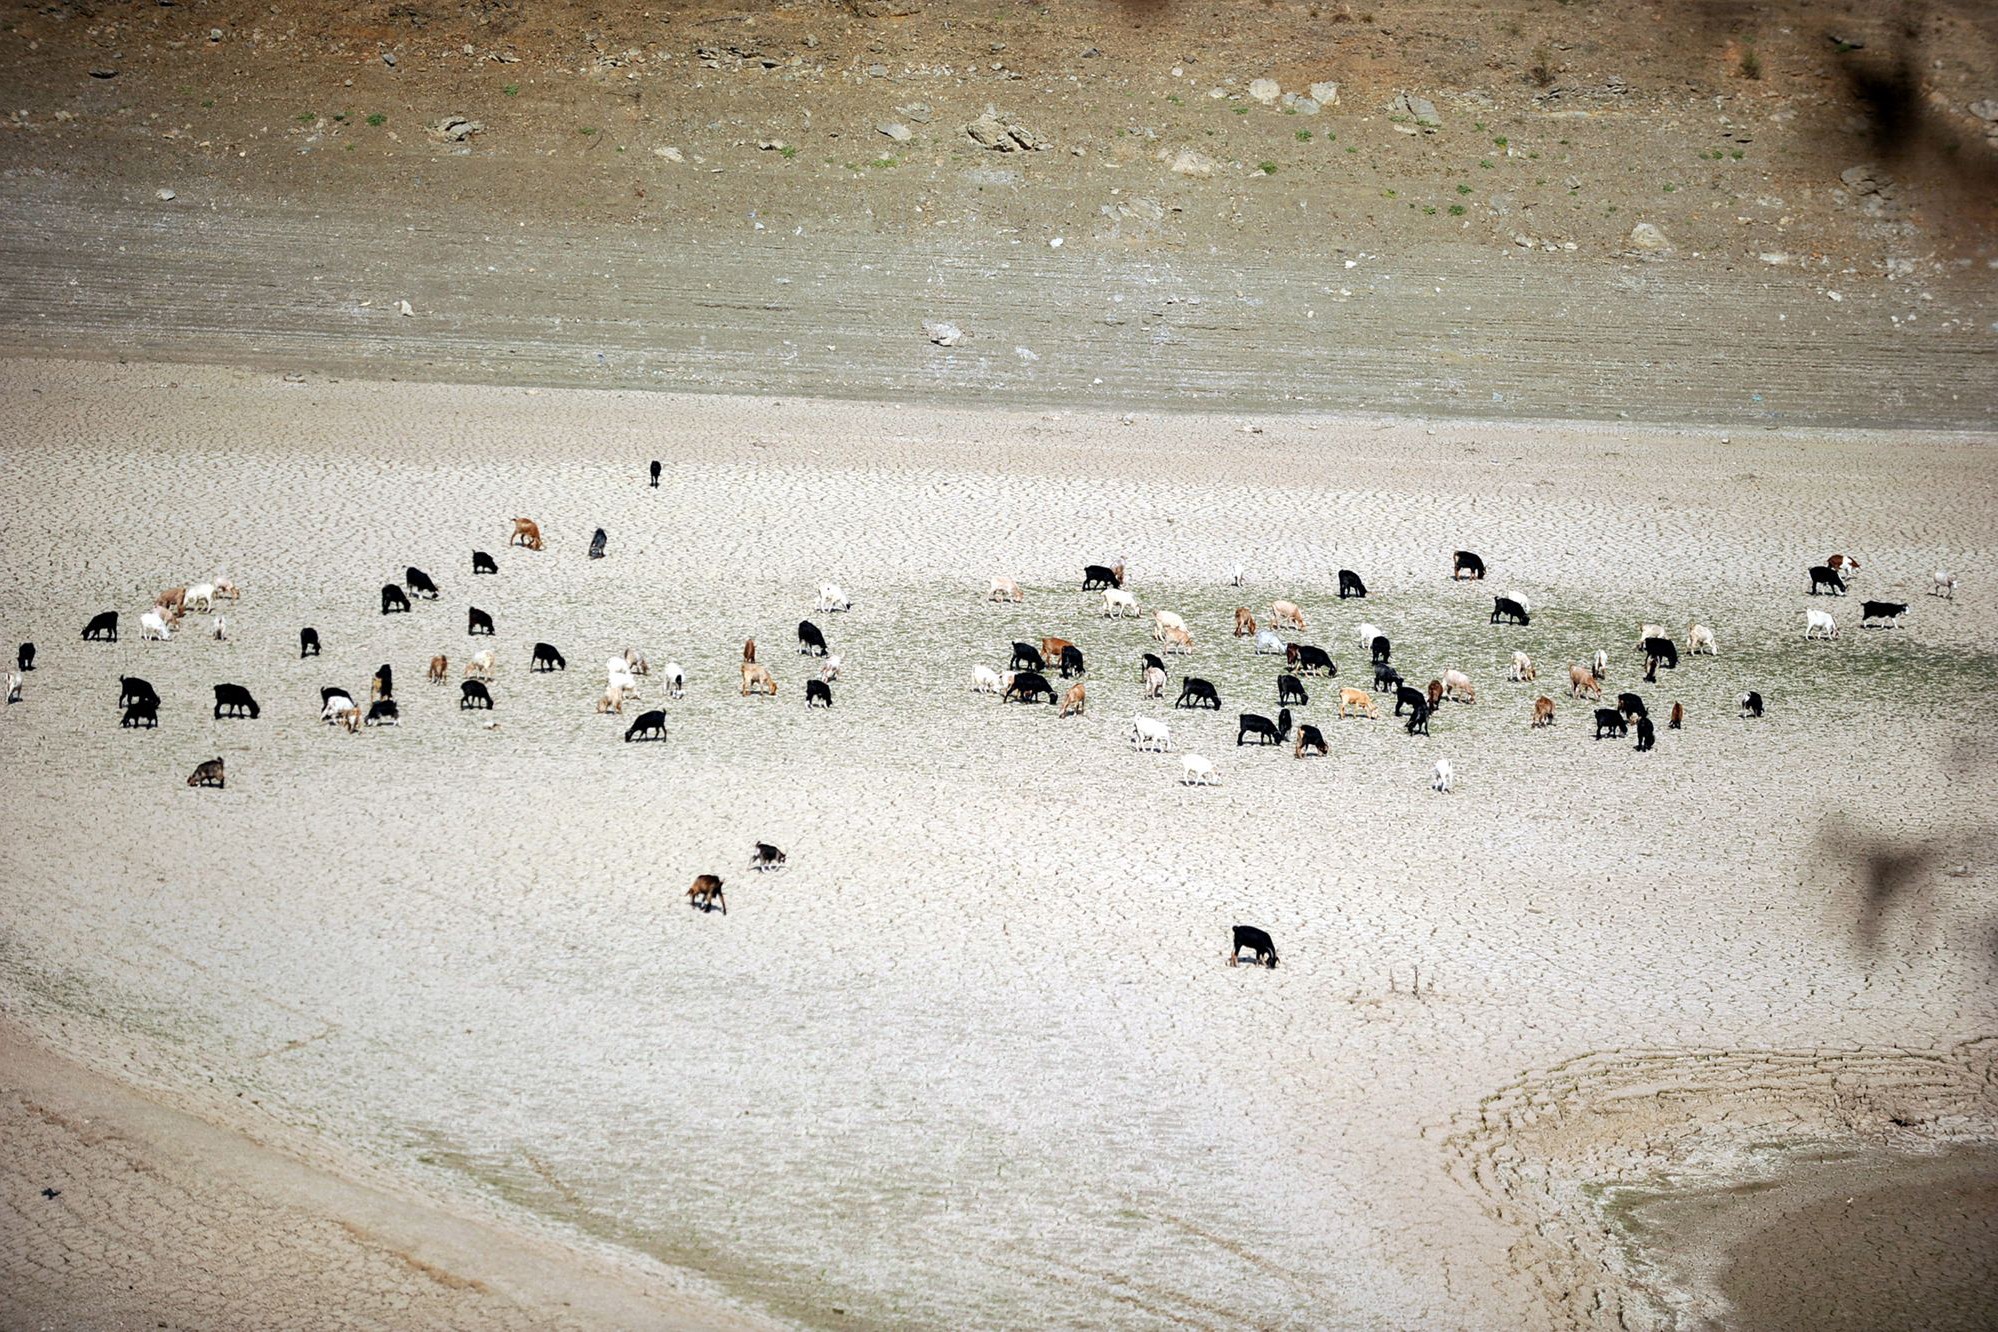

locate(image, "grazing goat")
[[1442, 670, 1476, 704], [989, 576, 1024, 603], [650, 460, 662, 488], [1569, 664, 1602, 700], [366, 700, 400, 727], [1287, 644, 1336, 676], [687, 875, 727, 915], [1141, 665, 1167, 699], [4, 671, 18, 705], [624, 710, 668, 741], [1294, 724, 1328, 758], [1010, 642, 1046, 672], [1180, 754, 1218, 786], [1338, 569, 1367, 599], [1152, 609, 1188, 642], [1270, 600, 1307, 631], [1374, 663, 1403, 693], [1059, 645, 1086, 679], [531, 642, 567, 672], [510, 517, 544, 550], [741, 662, 779, 696], [1616, 692, 1647, 720], [139, 608, 174, 642], [1229, 925, 1277, 968], [806, 679, 834, 708], [1405, 698, 1431, 736], [1058, 681, 1086, 718], [187, 757, 224, 789], [797, 620, 828, 656], [1805, 609, 1840, 640], [460, 681, 494, 710], [1634, 717, 1655, 752], [1228, 563, 1246, 587], [212, 684, 260, 719], [1337, 687, 1377, 719], [1824, 553, 1860, 575], [321, 689, 358, 722], [468, 607, 495, 636], [820, 654, 843, 684], [817, 583, 851, 612], [1636, 622, 1667, 648], [1739, 690, 1764, 719], [1176, 677, 1221, 710], [1005, 671, 1058, 704], [1643, 637, 1678, 671], [1808, 565, 1847, 596], [1860, 601, 1907, 627], [596, 683, 628, 715], [1277, 674, 1310, 706], [1103, 589, 1138, 618], [1933, 570, 1958, 600], [1688, 622, 1716, 655], [429, 655, 449, 684], [472, 550, 498, 575], [1040, 636, 1076, 665], [1594, 708, 1628, 739], [743, 638, 757, 664], [589, 528, 608, 560], [119, 677, 158, 708], [188, 583, 220, 613], [465, 650, 497, 680], [1083, 561, 1125, 591], [405, 567, 439, 599], [1532, 696, 1555, 728], [120, 698, 159, 728], [1253, 628, 1286, 656], [972, 664, 1003, 694], [1139, 652, 1166, 678], [1357, 622, 1384, 653], [372, 664, 394, 700], [1669, 702, 1684, 730], [1395, 684, 1427, 718], [750, 843, 787, 871], [1425, 679, 1445, 711], [1131, 717, 1172, 752], [1161, 625, 1195, 654], [1452, 550, 1486, 580], [1490, 596, 1530, 626], [1237, 707, 1292, 746], [622, 649, 650, 677], [1432, 759, 1453, 793], [157, 586, 188, 617], [381, 584, 411, 615], [213, 579, 241, 602], [1508, 651, 1536, 682], [16, 643, 32, 673], [211, 615, 228, 643], [1233, 607, 1257, 638], [663, 662, 686, 698], [300, 627, 321, 658], [604, 657, 640, 697]]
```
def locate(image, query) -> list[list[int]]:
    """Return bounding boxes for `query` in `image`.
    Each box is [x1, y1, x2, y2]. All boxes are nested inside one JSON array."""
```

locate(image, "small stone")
[[382, 51, 397, 68], [877, 121, 912, 142], [208, 27, 223, 41], [1628, 222, 1672, 251], [88, 67, 118, 80], [924, 321, 963, 347], [1392, 91, 1442, 129], [1280, 93, 1320, 115], [652, 145, 684, 162], [1165, 148, 1218, 177], [428, 115, 484, 142], [1247, 78, 1281, 106], [155, 188, 176, 201], [757, 139, 790, 151], [1971, 99, 1998, 122], [866, 63, 888, 78], [397, 300, 414, 317], [1308, 81, 1340, 106]]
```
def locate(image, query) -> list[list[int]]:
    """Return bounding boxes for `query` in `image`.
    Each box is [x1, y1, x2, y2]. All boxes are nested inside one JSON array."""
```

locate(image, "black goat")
[[120, 699, 160, 729], [1175, 677, 1221, 710], [1010, 642, 1046, 672], [1808, 565, 1847, 596], [118, 676, 158, 708], [1453, 550, 1486, 580], [531, 642, 567, 672], [405, 566, 439, 598], [1490, 597, 1530, 626], [589, 528, 608, 560], [1059, 645, 1086, 678], [806, 679, 833, 707], [472, 550, 498, 575], [468, 607, 495, 636], [797, 620, 828, 656], [1337, 569, 1367, 599], [1739, 690, 1765, 719], [381, 583, 411, 615], [459, 680, 494, 710], [1230, 926, 1279, 968], [625, 709, 668, 741], [1594, 707, 1628, 739], [1277, 673, 1310, 706], [1237, 707, 1292, 746], [1634, 716, 1655, 752], [212, 684, 260, 719], [1004, 671, 1057, 704], [1286, 643, 1336, 676], [1370, 635, 1392, 664], [1860, 601, 1907, 627], [300, 627, 321, 658], [81, 611, 118, 642], [365, 699, 400, 726]]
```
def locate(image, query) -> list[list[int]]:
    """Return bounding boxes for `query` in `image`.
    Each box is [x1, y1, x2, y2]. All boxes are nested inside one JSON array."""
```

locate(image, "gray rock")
[[382, 51, 397, 68], [1280, 93, 1320, 115], [1308, 80, 1340, 106], [1972, 99, 1998, 121], [877, 121, 913, 142], [1627, 221, 1672, 252], [924, 321, 963, 347], [1392, 91, 1442, 129], [652, 145, 684, 162], [865, 63, 888, 78], [1165, 148, 1218, 178], [1248, 78, 1281, 106], [429, 115, 484, 142], [1840, 163, 1893, 197], [963, 114, 1044, 152], [897, 102, 933, 124], [154, 188, 176, 201]]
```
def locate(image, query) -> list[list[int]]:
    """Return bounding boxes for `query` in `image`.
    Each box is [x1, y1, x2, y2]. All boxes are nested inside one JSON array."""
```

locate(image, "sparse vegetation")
[[1457, 184, 1473, 195], [1740, 42, 1762, 79], [1258, 160, 1278, 174], [1448, 203, 1466, 216], [365, 113, 386, 126], [1296, 129, 1312, 141], [1530, 47, 1555, 86], [502, 83, 519, 97]]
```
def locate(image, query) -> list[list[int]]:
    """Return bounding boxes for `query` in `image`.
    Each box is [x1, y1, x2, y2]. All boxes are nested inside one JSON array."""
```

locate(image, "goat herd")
[[0, 486, 1964, 966]]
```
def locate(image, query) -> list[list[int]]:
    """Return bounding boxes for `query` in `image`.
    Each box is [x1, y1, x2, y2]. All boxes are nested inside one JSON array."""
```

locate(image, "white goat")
[[1432, 758, 1453, 793], [1687, 622, 1717, 655], [212, 615, 228, 642], [1357, 621, 1384, 651], [1180, 753, 1217, 786], [1141, 665, 1166, 699], [662, 661, 686, 699], [1130, 717, 1172, 752], [988, 576, 1023, 603], [6, 671, 20, 704], [1933, 570, 1958, 600], [139, 608, 174, 642], [1102, 588, 1138, 618], [1507, 651, 1536, 682], [1636, 621, 1666, 648], [623, 648, 650, 676], [1228, 563, 1245, 587], [817, 583, 852, 612], [820, 653, 843, 683], [184, 582, 216, 613], [321, 691, 357, 722], [972, 664, 1002, 694], [1152, 609, 1188, 642], [1254, 628, 1285, 655], [465, 649, 497, 680], [1592, 649, 1610, 680], [1805, 609, 1839, 640]]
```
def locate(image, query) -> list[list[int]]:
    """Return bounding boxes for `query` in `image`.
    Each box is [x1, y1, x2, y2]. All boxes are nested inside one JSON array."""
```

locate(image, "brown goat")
[[1531, 696, 1555, 728], [1337, 687, 1377, 719], [1233, 607, 1257, 637], [687, 874, 727, 914], [1161, 625, 1194, 653], [509, 517, 544, 550], [186, 757, 225, 789], [1669, 701, 1684, 730], [740, 662, 778, 696], [596, 684, 627, 715], [428, 655, 448, 684], [743, 638, 757, 664], [1568, 664, 1602, 700], [1825, 553, 1859, 574], [157, 586, 188, 616], [1058, 681, 1086, 718], [1041, 636, 1075, 663], [1426, 679, 1444, 710]]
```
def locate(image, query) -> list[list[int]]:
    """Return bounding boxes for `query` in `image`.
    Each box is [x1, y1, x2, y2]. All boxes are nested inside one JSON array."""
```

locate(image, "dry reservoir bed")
[[0, 358, 1994, 1330]]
